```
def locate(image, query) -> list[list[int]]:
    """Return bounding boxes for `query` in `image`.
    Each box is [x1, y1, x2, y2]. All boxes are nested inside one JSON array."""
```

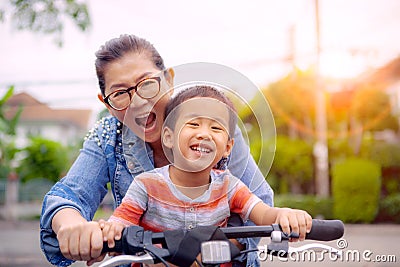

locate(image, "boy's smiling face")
[[162, 97, 234, 173]]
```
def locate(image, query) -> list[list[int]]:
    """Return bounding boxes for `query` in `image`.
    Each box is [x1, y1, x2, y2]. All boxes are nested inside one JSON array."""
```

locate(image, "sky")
[[1, 0, 400, 113]]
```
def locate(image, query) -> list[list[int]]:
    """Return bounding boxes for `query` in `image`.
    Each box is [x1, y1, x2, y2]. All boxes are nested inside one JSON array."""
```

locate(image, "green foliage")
[[328, 139, 354, 162], [329, 137, 400, 170], [274, 194, 333, 219], [0, 86, 22, 178], [0, 141, 20, 178], [378, 193, 400, 223], [269, 136, 313, 194], [0, 86, 22, 135], [17, 136, 70, 183], [382, 176, 400, 195], [2, 0, 91, 46], [0, 86, 14, 106], [359, 140, 400, 168], [332, 157, 381, 223]]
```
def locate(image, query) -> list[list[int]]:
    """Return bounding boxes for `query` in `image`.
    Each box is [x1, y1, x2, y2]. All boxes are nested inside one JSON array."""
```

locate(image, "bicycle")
[[99, 219, 344, 267]]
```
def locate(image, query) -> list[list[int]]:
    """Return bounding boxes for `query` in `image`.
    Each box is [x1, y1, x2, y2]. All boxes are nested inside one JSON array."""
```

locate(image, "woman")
[[40, 34, 274, 266]]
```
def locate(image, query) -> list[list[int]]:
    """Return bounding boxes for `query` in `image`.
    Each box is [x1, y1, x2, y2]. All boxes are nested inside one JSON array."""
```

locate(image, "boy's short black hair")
[[164, 85, 237, 137]]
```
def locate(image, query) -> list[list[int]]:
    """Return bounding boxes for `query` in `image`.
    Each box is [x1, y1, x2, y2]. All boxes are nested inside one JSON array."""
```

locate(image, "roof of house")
[[5, 92, 92, 129], [357, 56, 400, 88]]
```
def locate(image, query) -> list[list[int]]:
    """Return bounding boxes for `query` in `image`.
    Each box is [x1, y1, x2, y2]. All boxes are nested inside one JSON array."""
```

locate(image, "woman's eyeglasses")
[[104, 76, 161, 110]]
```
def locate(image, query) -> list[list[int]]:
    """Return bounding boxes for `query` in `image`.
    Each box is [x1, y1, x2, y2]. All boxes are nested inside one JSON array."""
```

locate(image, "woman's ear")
[[164, 68, 175, 96], [98, 93, 115, 115], [162, 127, 174, 149], [97, 92, 105, 104]]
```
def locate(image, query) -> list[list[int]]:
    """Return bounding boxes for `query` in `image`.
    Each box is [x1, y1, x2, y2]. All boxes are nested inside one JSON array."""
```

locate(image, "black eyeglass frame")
[[104, 76, 162, 111]]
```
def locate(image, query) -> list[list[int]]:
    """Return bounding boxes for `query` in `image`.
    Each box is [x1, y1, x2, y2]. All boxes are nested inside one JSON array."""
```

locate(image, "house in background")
[[5, 92, 92, 147], [359, 56, 400, 142], [362, 56, 400, 113]]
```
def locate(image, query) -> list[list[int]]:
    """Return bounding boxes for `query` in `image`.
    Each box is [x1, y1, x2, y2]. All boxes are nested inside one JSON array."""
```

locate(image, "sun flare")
[[319, 51, 366, 79]]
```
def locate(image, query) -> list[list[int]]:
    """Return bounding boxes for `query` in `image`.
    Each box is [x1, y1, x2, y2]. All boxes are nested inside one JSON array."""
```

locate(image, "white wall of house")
[[387, 81, 400, 136], [387, 82, 400, 115], [15, 121, 86, 148]]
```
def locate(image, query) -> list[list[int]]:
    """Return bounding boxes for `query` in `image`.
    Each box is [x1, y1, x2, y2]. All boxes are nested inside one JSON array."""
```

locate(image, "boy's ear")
[[223, 138, 234, 158], [162, 127, 174, 149]]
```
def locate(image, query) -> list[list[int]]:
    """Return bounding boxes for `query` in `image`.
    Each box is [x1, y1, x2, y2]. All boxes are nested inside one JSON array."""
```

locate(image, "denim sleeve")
[[228, 126, 274, 267], [228, 125, 274, 206], [40, 136, 111, 266]]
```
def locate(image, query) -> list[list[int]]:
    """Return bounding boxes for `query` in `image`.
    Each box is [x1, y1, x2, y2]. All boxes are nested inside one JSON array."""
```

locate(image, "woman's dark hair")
[[164, 85, 237, 138], [95, 34, 165, 96]]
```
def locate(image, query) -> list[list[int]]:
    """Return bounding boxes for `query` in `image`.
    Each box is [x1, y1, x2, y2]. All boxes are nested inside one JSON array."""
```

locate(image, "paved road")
[[0, 220, 398, 267], [259, 224, 399, 267]]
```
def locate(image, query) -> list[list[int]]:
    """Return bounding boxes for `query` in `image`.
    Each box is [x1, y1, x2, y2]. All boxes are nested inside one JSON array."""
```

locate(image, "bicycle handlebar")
[[100, 219, 344, 267], [102, 219, 344, 254], [305, 219, 344, 241]]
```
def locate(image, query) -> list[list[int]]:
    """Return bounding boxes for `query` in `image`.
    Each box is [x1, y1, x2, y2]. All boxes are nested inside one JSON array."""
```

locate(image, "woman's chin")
[[143, 123, 161, 143]]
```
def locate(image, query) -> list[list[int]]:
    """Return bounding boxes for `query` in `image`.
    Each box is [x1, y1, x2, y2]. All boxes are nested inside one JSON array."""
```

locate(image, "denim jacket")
[[40, 116, 274, 267]]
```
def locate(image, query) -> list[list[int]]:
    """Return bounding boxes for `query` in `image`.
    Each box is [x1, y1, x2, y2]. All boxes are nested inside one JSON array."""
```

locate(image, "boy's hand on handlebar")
[[275, 208, 312, 241], [98, 219, 125, 249]]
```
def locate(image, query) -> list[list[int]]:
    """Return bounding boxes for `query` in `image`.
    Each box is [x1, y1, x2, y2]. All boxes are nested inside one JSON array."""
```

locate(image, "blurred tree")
[[240, 69, 317, 192], [17, 136, 70, 183], [327, 88, 354, 140], [360, 140, 400, 168], [0, 0, 91, 46], [262, 69, 316, 140], [351, 86, 398, 132], [269, 136, 313, 194], [0, 0, 91, 179], [348, 86, 398, 154], [0, 86, 22, 178]]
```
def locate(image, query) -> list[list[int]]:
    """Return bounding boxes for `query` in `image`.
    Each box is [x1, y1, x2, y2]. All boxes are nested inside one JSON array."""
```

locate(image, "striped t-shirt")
[[109, 165, 262, 233]]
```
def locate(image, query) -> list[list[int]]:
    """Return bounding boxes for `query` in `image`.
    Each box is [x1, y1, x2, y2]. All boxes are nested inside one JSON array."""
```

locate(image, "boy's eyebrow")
[[182, 113, 229, 124], [183, 113, 216, 119]]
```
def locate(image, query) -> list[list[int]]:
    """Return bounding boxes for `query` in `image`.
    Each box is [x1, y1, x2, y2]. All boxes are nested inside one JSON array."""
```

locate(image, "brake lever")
[[99, 253, 155, 267]]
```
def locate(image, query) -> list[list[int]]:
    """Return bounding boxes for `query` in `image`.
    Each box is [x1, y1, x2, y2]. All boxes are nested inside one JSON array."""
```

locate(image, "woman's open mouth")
[[135, 112, 157, 131]]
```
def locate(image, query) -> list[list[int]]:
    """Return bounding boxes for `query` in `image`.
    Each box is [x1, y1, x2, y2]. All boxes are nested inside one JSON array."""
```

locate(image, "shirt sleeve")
[[228, 177, 262, 222], [109, 178, 148, 226]]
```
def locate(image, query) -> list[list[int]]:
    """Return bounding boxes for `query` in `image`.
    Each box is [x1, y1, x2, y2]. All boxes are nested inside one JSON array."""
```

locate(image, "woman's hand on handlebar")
[[275, 207, 312, 242], [52, 208, 105, 264]]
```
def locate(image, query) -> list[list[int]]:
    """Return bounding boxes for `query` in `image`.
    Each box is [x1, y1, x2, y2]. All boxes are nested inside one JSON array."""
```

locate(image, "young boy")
[[101, 85, 312, 258]]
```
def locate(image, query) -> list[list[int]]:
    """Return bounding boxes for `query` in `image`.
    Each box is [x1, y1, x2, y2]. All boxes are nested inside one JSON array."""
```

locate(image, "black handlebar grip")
[[306, 219, 344, 241], [101, 239, 123, 254]]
